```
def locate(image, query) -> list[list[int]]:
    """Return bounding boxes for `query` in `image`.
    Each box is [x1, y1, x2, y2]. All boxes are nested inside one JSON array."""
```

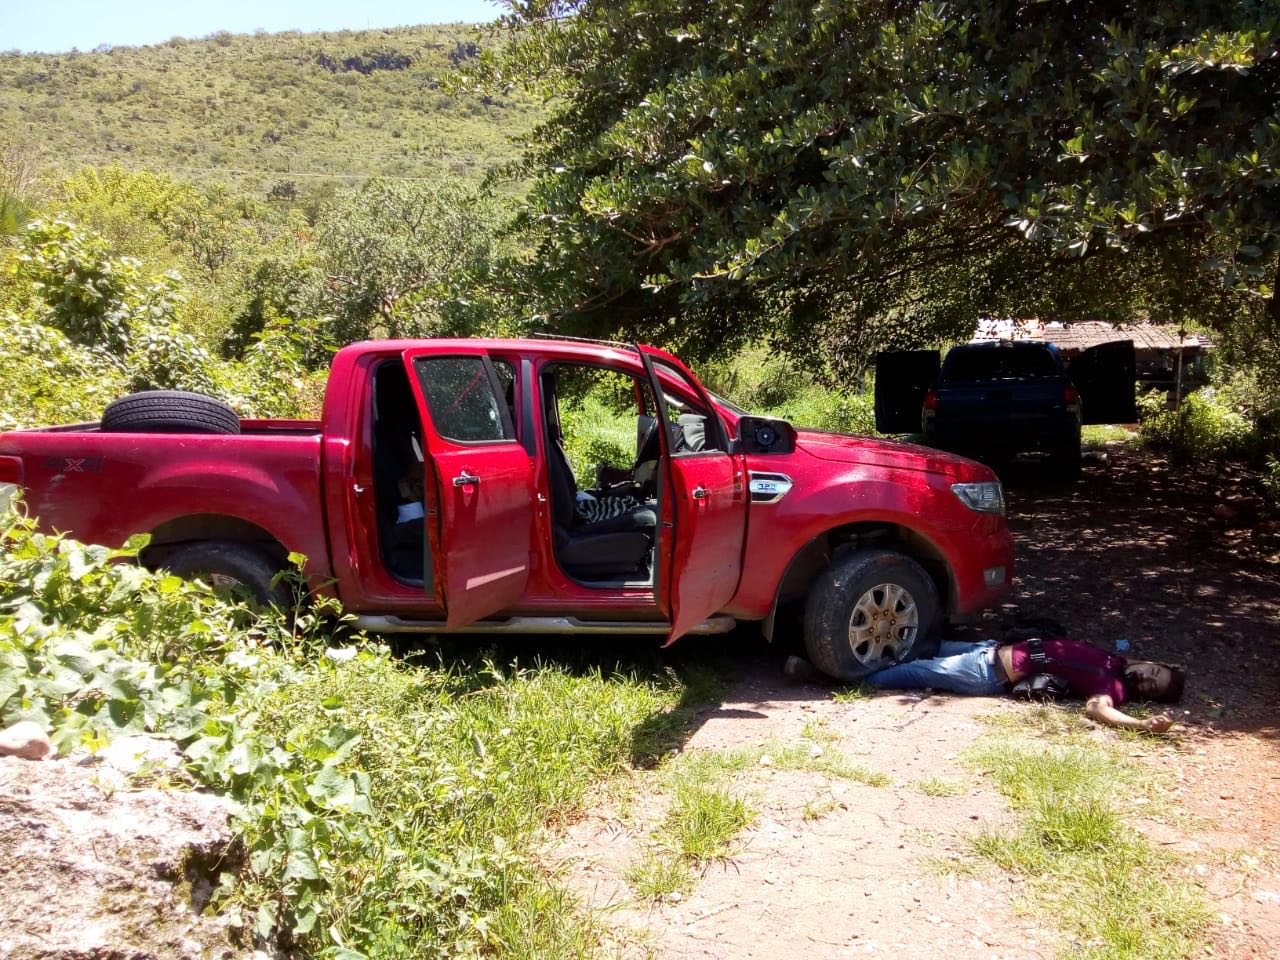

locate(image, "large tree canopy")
[[475, 1, 1280, 369]]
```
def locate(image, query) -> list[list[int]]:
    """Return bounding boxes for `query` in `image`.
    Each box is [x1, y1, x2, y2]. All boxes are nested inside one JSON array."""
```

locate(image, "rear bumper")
[[927, 419, 1079, 455]]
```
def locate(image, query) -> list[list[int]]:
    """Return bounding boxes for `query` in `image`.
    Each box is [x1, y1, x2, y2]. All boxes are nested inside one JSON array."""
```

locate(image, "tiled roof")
[[973, 318, 1213, 351]]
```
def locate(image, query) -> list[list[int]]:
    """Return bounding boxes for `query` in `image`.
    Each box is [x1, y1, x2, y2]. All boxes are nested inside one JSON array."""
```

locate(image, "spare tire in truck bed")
[[101, 390, 241, 435]]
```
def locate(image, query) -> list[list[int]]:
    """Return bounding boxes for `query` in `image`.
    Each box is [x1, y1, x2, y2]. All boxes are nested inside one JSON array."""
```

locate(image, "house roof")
[[973, 318, 1213, 352]]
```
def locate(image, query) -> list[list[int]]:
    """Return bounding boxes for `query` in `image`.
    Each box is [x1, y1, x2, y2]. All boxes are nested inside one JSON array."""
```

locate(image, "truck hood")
[[795, 429, 993, 481]]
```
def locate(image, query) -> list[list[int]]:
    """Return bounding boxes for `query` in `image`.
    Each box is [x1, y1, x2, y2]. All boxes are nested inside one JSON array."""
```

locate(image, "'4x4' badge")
[[41, 456, 105, 476]]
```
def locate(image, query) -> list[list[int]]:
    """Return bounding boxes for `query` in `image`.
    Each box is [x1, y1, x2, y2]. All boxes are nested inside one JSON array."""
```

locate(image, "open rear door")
[[1068, 340, 1137, 424], [403, 347, 534, 629], [637, 346, 747, 645], [874, 350, 940, 433]]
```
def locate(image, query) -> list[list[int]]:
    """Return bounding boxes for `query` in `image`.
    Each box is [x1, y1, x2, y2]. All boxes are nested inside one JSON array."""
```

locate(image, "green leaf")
[[283, 847, 321, 881], [255, 902, 278, 940], [307, 767, 357, 809]]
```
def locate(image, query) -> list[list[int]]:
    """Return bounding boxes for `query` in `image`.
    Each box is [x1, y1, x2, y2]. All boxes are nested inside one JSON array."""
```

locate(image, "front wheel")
[[803, 549, 939, 681]]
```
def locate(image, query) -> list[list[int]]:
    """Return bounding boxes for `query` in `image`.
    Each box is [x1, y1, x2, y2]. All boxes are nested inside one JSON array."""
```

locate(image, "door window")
[[651, 358, 726, 454], [413, 355, 515, 443]]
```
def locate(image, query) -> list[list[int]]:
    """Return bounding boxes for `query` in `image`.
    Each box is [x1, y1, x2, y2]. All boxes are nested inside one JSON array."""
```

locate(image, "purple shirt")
[[1008, 639, 1127, 704]]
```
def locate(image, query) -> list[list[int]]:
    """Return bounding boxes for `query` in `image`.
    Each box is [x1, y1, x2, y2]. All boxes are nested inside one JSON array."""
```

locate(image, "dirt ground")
[[549, 448, 1280, 959]]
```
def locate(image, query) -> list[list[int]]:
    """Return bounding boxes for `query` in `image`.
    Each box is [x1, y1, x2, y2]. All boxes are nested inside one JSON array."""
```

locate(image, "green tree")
[[7, 217, 215, 392], [309, 178, 504, 342], [473, 1, 1280, 369]]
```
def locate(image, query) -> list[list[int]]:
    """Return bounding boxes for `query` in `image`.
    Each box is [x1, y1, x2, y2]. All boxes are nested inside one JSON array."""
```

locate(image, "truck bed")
[[0, 424, 333, 580]]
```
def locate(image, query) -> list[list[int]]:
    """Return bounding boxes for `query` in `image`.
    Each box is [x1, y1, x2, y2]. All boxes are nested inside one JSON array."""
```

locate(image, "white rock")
[[0, 721, 54, 760], [99, 735, 183, 776]]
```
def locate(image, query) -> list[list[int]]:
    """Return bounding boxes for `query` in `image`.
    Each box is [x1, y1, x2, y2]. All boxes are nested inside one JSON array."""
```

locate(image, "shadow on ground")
[[386, 446, 1279, 754], [999, 447, 1280, 741]]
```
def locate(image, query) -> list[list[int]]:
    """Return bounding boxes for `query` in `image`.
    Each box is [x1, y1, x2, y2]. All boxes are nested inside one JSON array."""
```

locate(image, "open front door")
[[1068, 340, 1137, 424], [403, 347, 534, 629], [874, 350, 940, 433], [638, 346, 747, 645]]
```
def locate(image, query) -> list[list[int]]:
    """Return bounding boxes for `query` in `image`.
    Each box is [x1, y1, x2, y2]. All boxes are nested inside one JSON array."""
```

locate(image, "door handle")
[[453, 472, 480, 488], [691, 485, 709, 500]]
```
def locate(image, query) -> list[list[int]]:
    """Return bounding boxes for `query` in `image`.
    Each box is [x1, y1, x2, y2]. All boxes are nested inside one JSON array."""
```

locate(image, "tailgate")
[[934, 381, 1067, 428]]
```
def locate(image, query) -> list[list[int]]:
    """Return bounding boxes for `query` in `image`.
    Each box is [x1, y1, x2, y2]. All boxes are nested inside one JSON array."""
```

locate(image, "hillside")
[[0, 24, 539, 194]]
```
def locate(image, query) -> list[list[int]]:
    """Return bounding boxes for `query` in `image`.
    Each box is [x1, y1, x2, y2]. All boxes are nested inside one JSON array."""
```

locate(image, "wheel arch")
[[137, 513, 289, 572], [762, 521, 956, 642]]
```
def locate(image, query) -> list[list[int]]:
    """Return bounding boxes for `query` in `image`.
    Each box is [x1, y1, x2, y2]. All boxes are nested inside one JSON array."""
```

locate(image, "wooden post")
[[1174, 325, 1186, 409]]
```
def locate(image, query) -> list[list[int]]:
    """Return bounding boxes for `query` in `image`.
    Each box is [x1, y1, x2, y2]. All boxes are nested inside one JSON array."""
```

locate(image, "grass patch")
[[666, 781, 754, 862], [962, 729, 1208, 960], [624, 850, 695, 902], [802, 796, 843, 821], [760, 740, 892, 786], [831, 684, 871, 703], [1083, 424, 1140, 448], [625, 746, 756, 901], [801, 717, 839, 743], [914, 777, 965, 797], [670, 739, 892, 788]]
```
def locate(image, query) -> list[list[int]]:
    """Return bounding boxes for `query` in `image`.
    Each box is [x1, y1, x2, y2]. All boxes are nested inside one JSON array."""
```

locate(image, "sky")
[[2, 0, 505, 53]]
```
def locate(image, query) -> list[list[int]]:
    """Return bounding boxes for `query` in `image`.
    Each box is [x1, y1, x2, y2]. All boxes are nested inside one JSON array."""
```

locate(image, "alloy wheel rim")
[[203, 572, 243, 591], [847, 582, 919, 666]]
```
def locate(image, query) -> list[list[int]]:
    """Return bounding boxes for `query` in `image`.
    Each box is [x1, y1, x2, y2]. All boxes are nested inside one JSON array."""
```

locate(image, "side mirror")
[[736, 416, 797, 455]]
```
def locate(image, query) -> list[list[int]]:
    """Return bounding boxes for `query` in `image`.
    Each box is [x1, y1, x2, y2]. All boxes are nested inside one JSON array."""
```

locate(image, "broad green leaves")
[[0, 500, 685, 957], [474, 0, 1280, 371]]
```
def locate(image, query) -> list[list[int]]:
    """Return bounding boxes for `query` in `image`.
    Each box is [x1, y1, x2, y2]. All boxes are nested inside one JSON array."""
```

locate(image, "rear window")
[[940, 345, 1061, 382]]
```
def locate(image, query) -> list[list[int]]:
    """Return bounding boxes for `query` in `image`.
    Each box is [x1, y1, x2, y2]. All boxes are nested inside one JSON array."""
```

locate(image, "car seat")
[[543, 375, 657, 578]]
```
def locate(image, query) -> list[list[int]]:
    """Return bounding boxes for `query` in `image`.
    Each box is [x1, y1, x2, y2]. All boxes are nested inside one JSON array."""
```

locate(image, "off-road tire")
[[101, 391, 240, 435], [803, 549, 940, 681], [166, 541, 290, 608]]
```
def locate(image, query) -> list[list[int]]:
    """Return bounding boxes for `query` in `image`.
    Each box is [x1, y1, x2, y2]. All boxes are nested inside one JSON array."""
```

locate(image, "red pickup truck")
[[0, 338, 1014, 680]]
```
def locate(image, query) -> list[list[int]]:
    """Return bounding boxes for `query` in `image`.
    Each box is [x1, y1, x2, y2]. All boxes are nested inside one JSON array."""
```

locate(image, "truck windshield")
[[941, 346, 1060, 382]]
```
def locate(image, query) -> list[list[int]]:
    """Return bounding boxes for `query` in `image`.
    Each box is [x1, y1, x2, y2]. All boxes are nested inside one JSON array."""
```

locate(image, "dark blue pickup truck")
[[874, 340, 1137, 479]]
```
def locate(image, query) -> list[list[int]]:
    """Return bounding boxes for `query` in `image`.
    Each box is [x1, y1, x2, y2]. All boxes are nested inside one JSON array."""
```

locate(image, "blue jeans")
[[863, 640, 1007, 695]]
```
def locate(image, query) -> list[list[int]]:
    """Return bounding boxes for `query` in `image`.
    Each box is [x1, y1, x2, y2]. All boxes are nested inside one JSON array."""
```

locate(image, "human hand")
[[1143, 714, 1175, 734]]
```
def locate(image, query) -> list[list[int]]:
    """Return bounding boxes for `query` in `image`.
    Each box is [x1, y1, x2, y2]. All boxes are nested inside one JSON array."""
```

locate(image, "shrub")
[[0, 319, 128, 429], [702, 344, 879, 435], [762, 384, 877, 435], [10, 217, 140, 353], [1138, 387, 1256, 461], [1261, 455, 1280, 516]]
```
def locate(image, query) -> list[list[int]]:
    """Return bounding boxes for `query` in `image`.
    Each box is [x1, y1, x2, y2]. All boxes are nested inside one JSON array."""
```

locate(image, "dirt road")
[[551, 449, 1280, 959]]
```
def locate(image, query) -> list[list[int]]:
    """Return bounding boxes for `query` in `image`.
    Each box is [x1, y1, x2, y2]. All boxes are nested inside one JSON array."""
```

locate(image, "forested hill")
[[0, 24, 539, 192]]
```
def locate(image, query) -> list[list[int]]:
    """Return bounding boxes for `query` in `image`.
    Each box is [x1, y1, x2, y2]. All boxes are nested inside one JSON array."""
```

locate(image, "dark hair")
[[1123, 662, 1185, 704]]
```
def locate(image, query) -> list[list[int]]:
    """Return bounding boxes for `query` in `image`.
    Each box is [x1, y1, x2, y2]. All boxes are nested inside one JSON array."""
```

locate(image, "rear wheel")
[[1047, 442, 1082, 482], [803, 549, 939, 681], [165, 541, 290, 607]]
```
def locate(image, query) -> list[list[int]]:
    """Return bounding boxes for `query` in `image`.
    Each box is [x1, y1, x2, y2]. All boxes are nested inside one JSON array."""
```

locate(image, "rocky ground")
[[0, 735, 247, 960]]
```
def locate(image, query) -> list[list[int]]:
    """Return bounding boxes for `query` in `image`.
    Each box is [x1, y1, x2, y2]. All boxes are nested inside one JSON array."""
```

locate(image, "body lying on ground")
[[863, 637, 1184, 733]]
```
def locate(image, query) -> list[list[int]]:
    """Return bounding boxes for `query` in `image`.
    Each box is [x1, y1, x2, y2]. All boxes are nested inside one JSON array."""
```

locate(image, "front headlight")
[[951, 481, 1005, 515]]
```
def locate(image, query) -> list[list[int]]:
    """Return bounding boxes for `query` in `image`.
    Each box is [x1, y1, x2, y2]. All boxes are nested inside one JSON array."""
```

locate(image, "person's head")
[[1122, 661, 1185, 703]]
